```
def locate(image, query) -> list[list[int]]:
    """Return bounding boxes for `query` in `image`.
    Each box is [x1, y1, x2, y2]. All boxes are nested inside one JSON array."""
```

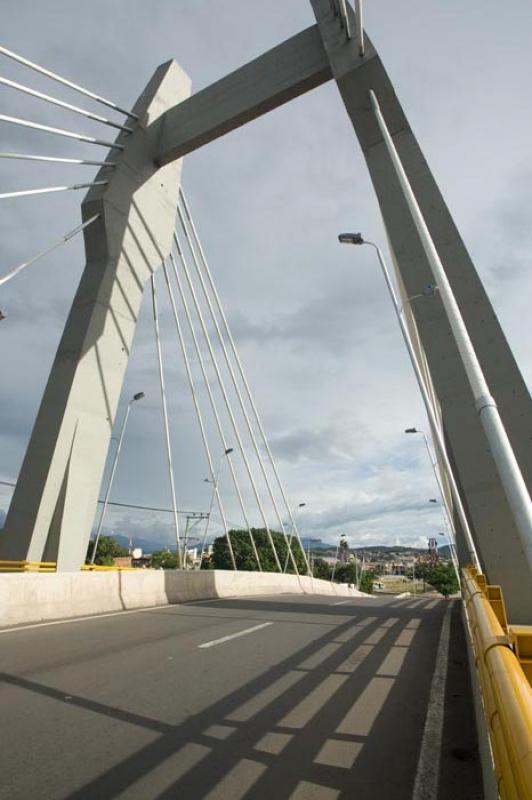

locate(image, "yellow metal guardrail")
[[80, 564, 137, 571], [0, 560, 56, 572], [0, 561, 139, 573], [462, 566, 532, 799]]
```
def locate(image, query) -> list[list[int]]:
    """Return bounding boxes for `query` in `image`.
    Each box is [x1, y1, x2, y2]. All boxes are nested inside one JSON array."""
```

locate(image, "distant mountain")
[[105, 534, 451, 558], [111, 534, 178, 554]]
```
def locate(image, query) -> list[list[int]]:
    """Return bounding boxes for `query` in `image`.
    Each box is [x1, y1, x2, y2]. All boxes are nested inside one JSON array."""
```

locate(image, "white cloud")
[[1, 1, 531, 552]]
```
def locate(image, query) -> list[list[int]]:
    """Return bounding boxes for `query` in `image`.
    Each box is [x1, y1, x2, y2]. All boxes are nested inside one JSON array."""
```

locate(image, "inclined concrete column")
[[311, 0, 532, 620], [0, 60, 191, 571]]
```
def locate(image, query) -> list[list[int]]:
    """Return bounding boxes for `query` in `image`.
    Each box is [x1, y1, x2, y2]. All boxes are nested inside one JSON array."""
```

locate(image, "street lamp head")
[[224, 447, 234, 456], [133, 391, 145, 401], [404, 427, 418, 434], [338, 232, 364, 245]]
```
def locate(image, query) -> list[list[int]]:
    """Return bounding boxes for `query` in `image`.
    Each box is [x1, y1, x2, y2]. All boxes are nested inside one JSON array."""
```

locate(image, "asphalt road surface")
[[0, 594, 482, 799]]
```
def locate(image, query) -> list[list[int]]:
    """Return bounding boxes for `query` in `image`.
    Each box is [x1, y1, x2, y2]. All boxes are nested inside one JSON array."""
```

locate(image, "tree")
[[425, 562, 459, 597], [334, 562, 357, 584], [406, 560, 458, 597], [312, 557, 332, 580], [359, 570, 376, 594], [210, 529, 308, 573], [86, 535, 128, 566], [151, 550, 179, 569]]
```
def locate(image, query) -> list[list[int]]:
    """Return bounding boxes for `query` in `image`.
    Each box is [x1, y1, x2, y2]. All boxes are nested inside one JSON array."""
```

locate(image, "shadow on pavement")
[[0, 597, 481, 800]]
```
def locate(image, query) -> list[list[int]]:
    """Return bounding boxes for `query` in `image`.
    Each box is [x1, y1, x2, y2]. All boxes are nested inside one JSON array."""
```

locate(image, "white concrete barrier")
[[0, 569, 367, 628]]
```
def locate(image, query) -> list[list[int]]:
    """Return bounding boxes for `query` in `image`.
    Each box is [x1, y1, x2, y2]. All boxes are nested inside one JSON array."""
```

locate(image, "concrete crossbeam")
[[155, 25, 332, 165]]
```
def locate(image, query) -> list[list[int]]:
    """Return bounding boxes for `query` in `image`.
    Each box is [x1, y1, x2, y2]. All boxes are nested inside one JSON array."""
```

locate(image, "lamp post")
[[283, 502, 306, 573], [198, 448, 235, 569], [366, 89, 532, 575], [90, 391, 144, 565], [405, 426, 458, 550], [338, 232, 480, 570]]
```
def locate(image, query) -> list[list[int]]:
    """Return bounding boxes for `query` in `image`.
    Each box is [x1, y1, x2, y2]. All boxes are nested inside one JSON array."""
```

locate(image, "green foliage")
[[211, 529, 308, 573], [312, 557, 332, 580], [334, 562, 357, 584], [330, 562, 376, 593], [151, 550, 179, 569], [406, 560, 458, 597], [86, 535, 128, 566], [424, 561, 459, 597], [359, 571, 376, 594]]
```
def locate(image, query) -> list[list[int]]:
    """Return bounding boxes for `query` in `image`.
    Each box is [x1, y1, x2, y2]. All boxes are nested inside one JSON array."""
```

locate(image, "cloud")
[[1, 1, 530, 554]]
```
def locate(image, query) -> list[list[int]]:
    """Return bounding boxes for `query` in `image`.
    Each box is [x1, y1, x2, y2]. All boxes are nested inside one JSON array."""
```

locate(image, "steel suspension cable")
[[169, 252, 261, 571], [179, 190, 311, 575], [172, 234, 282, 570], [0, 45, 138, 119], [0, 76, 133, 132], [150, 273, 182, 568], [0, 153, 115, 166], [0, 113, 124, 148], [0, 181, 107, 200], [0, 213, 99, 287], [160, 258, 238, 571], [176, 201, 300, 576]]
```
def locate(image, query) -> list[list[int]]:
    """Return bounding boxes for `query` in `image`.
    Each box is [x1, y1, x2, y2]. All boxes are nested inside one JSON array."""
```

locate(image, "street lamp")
[[283, 502, 306, 573], [338, 231, 480, 569], [405, 425, 460, 563], [198, 447, 234, 569], [90, 391, 145, 565]]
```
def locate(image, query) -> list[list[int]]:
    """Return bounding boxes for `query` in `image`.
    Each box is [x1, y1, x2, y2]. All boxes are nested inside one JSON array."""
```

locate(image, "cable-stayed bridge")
[[0, 2, 531, 798]]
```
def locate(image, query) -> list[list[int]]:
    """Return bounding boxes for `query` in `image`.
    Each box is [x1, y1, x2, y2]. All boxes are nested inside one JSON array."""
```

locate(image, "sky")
[[1, 0, 531, 553]]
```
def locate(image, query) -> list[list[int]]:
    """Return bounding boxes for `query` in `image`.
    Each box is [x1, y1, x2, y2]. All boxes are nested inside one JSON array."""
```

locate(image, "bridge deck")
[[0, 594, 481, 799]]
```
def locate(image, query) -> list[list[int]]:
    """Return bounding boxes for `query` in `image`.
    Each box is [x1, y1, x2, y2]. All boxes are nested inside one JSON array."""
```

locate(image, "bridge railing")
[[0, 560, 56, 573], [462, 566, 532, 799]]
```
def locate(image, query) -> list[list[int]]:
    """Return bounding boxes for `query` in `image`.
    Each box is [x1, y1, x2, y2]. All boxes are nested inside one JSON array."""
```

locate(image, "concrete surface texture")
[[0, 60, 191, 572], [0, 569, 365, 628], [310, 0, 532, 620], [0, 594, 482, 799]]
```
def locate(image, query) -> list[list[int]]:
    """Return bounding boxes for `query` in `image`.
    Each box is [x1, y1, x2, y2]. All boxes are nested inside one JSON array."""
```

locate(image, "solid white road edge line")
[[198, 621, 274, 649], [0, 604, 174, 634], [0, 596, 225, 635], [412, 601, 453, 800]]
